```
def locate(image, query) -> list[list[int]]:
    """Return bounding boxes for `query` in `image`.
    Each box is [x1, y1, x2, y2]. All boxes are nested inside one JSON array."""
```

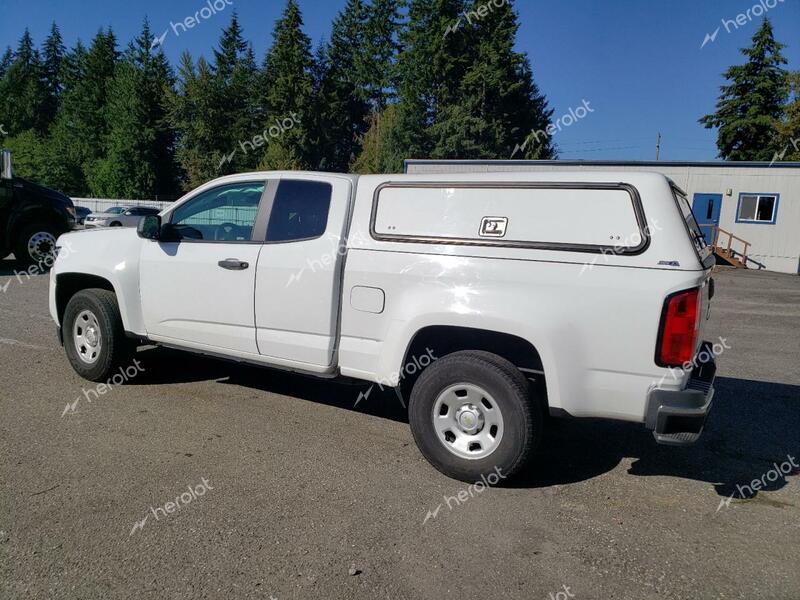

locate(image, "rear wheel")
[[408, 350, 541, 482], [63, 289, 134, 381], [13, 222, 59, 267]]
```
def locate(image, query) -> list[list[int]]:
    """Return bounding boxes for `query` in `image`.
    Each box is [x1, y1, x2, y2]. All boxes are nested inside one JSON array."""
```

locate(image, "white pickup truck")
[[49, 170, 717, 481]]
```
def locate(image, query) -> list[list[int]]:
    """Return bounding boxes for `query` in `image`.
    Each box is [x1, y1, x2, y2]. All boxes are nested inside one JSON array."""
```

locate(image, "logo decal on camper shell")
[[479, 216, 508, 238]]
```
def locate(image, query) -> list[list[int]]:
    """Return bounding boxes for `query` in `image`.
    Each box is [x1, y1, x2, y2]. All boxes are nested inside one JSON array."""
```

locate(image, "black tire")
[[109, 222, 122, 227], [13, 222, 59, 268], [408, 350, 541, 482], [63, 288, 134, 382]]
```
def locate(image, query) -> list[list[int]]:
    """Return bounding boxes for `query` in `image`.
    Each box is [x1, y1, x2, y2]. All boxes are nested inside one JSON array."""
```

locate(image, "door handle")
[[218, 259, 249, 270]]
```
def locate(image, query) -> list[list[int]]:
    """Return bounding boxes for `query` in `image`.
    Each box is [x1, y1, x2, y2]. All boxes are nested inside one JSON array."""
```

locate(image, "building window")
[[736, 193, 778, 224]]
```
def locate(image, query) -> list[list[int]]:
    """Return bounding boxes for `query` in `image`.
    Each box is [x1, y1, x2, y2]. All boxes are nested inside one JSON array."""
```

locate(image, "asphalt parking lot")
[[1, 261, 798, 600]]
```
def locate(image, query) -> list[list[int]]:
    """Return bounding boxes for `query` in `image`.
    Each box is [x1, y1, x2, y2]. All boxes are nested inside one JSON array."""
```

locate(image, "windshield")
[[106, 206, 125, 214]]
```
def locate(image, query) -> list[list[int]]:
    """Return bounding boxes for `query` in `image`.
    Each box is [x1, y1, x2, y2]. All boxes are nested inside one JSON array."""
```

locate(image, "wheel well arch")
[[56, 273, 116, 325], [7, 207, 62, 240], [400, 325, 547, 403]]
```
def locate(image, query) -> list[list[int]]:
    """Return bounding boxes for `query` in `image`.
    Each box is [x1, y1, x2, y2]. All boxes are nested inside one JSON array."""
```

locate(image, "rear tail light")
[[656, 288, 701, 367]]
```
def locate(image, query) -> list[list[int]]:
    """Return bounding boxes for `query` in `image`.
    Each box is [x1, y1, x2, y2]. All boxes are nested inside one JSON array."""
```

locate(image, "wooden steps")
[[708, 226, 756, 269], [713, 247, 747, 268]]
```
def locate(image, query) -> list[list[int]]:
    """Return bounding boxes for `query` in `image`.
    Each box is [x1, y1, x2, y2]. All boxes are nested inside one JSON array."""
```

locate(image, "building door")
[[692, 193, 722, 245]]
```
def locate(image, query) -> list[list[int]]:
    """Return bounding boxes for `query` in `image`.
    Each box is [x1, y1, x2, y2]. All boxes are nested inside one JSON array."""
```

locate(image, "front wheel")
[[63, 289, 134, 381], [408, 350, 542, 482]]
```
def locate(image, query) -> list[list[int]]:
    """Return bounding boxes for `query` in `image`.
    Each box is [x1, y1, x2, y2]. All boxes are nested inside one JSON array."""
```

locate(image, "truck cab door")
[[253, 175, 351, 371], [139, 180, 268, 356]]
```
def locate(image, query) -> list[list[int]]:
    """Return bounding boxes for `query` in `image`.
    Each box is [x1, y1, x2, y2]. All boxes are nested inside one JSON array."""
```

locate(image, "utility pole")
[[655, 132, 661, 161]]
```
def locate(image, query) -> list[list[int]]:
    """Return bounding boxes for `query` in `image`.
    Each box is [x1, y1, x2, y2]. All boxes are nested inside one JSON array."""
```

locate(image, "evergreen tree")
[[0, 47, 13, 79], [36, 41, 88, 194], [387, 0, 471, 170], [259, 0, 315, 169], [81, 30, 119, 153], [168, 54, 221, 189], [776, 72, 800, 161], [169, 15, 260, 187], [213, 14, 261, 174], [351, 104, 400, 173], [0, 29, 47, 135], [60, 40, 87, 85], [43, 30, 118, 194], [315, 0, 370, 171], [89, 20, 178, 198], [260, 0, 315, 169], [308, 39, 331, 169], [41, 22, 66, 127], [700, 19, 789, 161], [432, 0, 554, 159], [362, 0, 402, 111], [0, 46, 12, 140]]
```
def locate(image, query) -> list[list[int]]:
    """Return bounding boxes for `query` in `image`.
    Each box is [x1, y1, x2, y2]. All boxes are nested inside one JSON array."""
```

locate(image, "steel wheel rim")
[[73, 309, 102, 365], [27, 231, 56, 262], [432, 383, 504, 460]]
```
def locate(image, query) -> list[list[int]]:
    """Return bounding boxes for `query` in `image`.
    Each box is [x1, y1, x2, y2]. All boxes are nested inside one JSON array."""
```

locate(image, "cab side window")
[[171, 182, 265, 241], [265, 180, 332, 242]]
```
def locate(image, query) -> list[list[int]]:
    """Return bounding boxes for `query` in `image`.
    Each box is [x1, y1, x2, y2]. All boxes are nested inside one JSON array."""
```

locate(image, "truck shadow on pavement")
[[518, 376, 800, 502], [128, 346, 411, 422], [129, 347, 798, 501], [0, 257, 52, 279]]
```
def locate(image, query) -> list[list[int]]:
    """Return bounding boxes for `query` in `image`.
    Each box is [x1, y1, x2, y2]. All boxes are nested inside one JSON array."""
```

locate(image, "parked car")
[[48, 170, 717, 482], [84, 206, 161, 228], [74, 206, 92, 226], [0, 150, 76, 267]]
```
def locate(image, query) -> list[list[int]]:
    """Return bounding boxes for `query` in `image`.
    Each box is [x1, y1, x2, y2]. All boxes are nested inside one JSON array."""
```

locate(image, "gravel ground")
[[1, 261, 798, 600]]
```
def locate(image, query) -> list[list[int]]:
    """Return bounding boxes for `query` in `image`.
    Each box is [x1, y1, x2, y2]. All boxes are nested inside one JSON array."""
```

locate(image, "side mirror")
[[1, 149, 12, 180], [137, 214, 161, 240], [160, 222, 182, 242]]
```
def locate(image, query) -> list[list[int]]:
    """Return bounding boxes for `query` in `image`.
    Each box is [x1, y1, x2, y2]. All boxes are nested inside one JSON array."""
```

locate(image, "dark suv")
[[0, 150, 76, 266]]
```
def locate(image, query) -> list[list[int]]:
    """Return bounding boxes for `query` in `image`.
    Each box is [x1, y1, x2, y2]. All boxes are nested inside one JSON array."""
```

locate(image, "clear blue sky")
[[2, 0, 799, 161]]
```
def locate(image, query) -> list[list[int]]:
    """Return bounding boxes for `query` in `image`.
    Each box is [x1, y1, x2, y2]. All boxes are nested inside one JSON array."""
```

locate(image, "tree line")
[[0, 0, 554, 198], [700, 19, 799, 163], [0, 3, 798, 200]]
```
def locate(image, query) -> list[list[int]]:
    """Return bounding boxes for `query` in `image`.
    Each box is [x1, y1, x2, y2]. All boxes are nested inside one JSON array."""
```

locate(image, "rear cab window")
[[265, 180, 332, 242]]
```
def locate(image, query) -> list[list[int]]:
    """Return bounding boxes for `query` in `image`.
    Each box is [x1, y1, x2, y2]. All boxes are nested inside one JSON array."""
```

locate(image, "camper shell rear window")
[[671, 184, 708, 252]]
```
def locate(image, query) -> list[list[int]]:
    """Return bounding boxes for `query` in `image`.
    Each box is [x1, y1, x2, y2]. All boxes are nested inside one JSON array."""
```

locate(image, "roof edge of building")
[[403, 159, 800, 170]]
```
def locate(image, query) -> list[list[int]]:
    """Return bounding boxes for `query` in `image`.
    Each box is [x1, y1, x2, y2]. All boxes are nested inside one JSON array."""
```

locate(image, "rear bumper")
[[645, 341, 716, 446]]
